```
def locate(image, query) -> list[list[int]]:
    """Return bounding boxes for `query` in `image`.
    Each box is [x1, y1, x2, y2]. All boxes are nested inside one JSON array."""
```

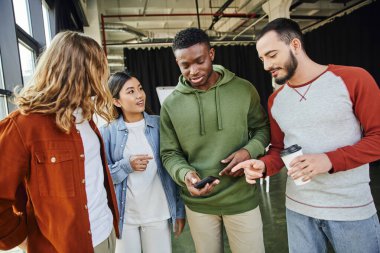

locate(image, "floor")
[[172, 161, 380, 253]]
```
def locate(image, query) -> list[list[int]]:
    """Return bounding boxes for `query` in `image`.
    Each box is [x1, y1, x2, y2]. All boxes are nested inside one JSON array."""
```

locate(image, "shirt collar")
[[116, 111, 155, 131]]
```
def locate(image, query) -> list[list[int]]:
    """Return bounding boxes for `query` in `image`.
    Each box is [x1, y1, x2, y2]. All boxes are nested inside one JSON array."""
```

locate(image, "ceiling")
[[95, 0, 369, 71]]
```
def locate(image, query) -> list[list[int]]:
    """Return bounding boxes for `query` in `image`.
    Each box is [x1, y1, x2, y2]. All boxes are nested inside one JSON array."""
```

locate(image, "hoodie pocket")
[[35, 150, 75, 197]]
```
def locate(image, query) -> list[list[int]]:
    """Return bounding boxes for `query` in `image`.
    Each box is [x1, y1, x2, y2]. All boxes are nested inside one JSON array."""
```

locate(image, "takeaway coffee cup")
[[280, 144, 310, 186]]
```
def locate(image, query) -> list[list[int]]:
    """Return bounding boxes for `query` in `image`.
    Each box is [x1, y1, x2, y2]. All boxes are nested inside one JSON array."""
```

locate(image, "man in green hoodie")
[[160, 27, 269, 253]]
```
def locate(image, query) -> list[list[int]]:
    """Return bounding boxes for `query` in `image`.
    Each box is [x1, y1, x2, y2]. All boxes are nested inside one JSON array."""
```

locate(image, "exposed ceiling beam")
[[142, 0, 149, 15], [104, 23, 149, 37], [208, 0, 234, 30], [302, 0, 372, 32], [195, 0, 201, 28], [214, 0, 266, 34], [102, 13, 257, 18], [0, 89, 12, 97]]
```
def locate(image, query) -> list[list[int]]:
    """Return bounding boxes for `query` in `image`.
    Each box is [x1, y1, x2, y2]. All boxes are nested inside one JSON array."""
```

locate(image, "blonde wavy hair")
[[14, 31, 115, 133]]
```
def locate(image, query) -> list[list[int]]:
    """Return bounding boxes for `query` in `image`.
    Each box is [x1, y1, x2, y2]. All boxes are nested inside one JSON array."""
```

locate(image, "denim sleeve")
[[108, 156, 134, 185], [100, 125, 133, 185], [175, 185, 185, 219]]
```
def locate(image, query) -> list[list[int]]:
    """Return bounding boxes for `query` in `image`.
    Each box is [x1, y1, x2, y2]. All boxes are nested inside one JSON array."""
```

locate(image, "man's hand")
[[184, 171, 219, 197], [288, 153, 332, 182], [174, 218, 186, 238], [231, 159, 266, 184], [129, 154, 153, 171], [219, 149, 251, 177]]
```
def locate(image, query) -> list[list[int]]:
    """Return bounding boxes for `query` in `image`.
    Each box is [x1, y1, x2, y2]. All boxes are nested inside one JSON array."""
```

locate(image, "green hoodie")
[[160, 65, 270, 215]]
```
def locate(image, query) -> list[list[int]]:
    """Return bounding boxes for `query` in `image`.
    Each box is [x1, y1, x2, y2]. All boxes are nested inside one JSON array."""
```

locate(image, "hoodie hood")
[[175, 65, 235, 135]]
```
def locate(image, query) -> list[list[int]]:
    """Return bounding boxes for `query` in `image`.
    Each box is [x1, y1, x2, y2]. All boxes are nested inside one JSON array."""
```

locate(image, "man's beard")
[[274, 50, 298, 85]]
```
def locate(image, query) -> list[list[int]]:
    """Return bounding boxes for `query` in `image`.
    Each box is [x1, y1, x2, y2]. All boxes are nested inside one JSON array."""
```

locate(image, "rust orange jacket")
[[0, 111, 119, 253]]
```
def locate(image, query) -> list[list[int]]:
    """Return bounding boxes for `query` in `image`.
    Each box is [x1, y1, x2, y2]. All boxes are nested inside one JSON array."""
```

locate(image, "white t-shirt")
[[73, 108, 113, 247], [123, 118, 170, 224]]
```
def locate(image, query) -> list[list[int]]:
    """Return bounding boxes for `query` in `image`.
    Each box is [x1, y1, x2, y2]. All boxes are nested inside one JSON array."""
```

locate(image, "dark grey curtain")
[[304, 0, 380, 86], [123, 47, 181, 114], [124, 45, 272, 114]]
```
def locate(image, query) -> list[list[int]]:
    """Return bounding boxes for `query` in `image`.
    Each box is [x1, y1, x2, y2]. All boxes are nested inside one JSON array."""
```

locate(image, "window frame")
[[0, 51, 9, 120], [0, 0, 50, 113], [12, 0, 33, 36]]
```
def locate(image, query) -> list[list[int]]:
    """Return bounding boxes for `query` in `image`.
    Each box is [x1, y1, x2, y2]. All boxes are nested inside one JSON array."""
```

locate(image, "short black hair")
[[256, 18, 304, 48], [172, 27, 211, 52]]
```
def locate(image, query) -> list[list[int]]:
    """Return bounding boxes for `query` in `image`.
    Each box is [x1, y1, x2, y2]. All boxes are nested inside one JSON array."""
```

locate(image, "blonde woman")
[[0, 31, 119, 253]]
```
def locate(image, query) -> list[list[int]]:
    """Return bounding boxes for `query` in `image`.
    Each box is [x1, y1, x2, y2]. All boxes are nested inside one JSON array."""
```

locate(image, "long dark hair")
[[108, 70, 153, 119]]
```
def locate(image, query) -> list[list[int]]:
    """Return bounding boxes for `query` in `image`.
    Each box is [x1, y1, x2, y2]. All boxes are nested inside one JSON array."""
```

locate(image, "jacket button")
[[50, 157, 56, 163], [80, 154, 85, 158], [84, 205, 88, 209], [88, 230, 92, 235], [82, 179, 85, 184]]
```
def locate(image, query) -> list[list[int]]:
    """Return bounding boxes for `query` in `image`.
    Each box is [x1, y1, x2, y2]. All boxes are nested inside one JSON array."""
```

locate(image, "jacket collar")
[[116, 112, 155, 131]]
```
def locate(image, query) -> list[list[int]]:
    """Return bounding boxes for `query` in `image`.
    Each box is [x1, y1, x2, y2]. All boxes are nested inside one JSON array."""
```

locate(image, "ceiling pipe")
[[223, 0, 267, 33], [102, 13, 258, 18], [101, 14, 107, 55], [213, 1, 248, 32], [142, 0, 149, 15], [104, 23, 149, 37], [290, 0, 304, 11], [107, 34, 255, 46], [107, 40, 255, 49], [195, 0, 201, 29], [301, 0, 372, 32], [230, 12, 329, 36], [232, 14, 268, 40], [208, 0, 234, 30]]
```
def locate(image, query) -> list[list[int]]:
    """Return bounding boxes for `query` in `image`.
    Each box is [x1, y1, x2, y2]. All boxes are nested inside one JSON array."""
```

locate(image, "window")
[[12, 0, 33, 36], [0, 53, 8, 120], [42, 1, 52, 46], [18, 40, 35, 86]]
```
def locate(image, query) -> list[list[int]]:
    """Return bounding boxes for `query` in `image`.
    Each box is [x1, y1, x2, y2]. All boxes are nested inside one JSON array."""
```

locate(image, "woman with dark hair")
[[100, 71, 185, 253]]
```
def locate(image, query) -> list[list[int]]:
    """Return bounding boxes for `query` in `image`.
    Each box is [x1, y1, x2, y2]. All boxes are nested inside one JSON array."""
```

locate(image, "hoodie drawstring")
[[194, 91, 206, 135], [194, 88, 223, 135], [215, 86, 223, 131]]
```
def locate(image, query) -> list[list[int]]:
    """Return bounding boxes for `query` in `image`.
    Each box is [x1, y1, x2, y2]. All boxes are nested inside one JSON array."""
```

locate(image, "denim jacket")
[[100, 112, 185, 237]]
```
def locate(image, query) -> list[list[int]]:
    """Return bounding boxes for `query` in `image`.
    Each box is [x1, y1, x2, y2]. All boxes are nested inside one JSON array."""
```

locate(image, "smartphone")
[[193, 176, 219, 189]]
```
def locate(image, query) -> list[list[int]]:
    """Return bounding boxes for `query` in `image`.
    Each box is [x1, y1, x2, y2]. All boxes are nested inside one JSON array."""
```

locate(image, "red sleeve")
[[0, 116, 28, 250], [260, 88, 286, 176], [326, 66, 380, 172]]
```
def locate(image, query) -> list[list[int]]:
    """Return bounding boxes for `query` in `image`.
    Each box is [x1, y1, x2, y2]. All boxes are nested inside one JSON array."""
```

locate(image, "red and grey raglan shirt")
[[261, 64, 380, 221]]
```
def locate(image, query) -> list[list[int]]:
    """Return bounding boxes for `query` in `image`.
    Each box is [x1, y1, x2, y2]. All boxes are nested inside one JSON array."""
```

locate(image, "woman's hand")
[[129, 154, 153, 171], [175, 218, 186, 238]]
